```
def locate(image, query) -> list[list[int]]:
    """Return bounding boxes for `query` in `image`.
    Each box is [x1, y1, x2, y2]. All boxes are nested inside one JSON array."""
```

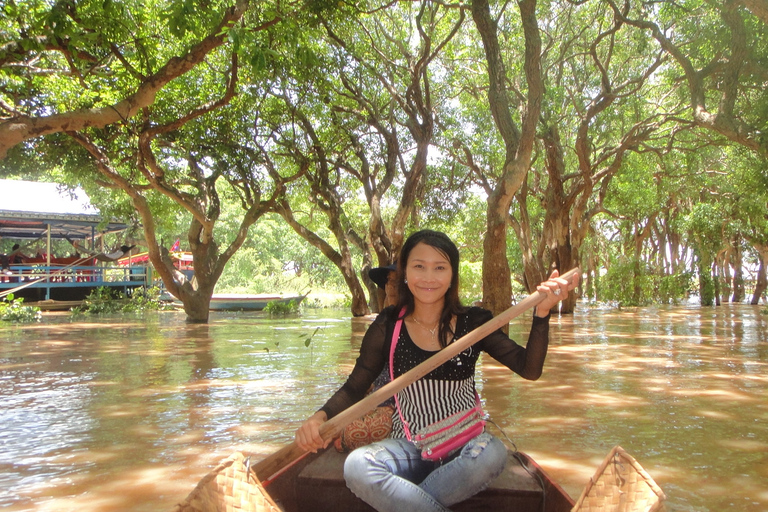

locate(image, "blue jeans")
[[343, 432, 507, 512]]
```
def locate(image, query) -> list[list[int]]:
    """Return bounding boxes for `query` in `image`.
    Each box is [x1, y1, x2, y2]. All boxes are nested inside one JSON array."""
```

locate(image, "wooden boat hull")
[[207, 293, 305, 311], [174, 444, 666, 512], [262, 447, 574, 512]]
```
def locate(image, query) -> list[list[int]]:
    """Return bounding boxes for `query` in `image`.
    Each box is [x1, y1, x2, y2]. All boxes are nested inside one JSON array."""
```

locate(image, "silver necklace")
[[411, 316, 438, 340]]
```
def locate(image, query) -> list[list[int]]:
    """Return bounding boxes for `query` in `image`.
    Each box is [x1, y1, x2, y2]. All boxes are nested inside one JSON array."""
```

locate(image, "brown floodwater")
[[0, 304, 766, 511]]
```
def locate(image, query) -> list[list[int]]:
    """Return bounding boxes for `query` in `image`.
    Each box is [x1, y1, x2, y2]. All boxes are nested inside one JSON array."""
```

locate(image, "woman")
[[296, 230, 577, 512]]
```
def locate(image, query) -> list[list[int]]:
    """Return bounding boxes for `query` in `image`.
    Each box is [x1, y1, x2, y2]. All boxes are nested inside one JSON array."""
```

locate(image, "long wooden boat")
[[173, 446, 575, 512], [208, 293, 307, 311]]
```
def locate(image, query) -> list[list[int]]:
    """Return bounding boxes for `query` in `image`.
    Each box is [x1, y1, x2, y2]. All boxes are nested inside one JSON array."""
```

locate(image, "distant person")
[[0, 237, 12, 276], [6, 244, 30, 282], [68, 240, 135, 262], [101, 245, 135, 262], [369, 263, 398, 308], [9, 244, 28, 264]]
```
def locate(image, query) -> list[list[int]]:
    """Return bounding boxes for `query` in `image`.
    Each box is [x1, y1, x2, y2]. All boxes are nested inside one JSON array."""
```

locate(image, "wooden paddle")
[[252, 267, 580, 483]]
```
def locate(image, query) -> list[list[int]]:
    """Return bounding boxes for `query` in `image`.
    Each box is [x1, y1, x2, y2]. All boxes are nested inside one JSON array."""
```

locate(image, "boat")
[[172, 443, 669, 512], [571, 445, 666, 512], [171, 279, 667, 512], [117, 252, 306, 312], [172, 445, 575, 512], [208, 293, 307, 311]]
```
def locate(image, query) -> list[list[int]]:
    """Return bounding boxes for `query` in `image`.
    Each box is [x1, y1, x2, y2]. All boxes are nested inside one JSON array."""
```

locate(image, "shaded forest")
[[1, 0, 767, 322]]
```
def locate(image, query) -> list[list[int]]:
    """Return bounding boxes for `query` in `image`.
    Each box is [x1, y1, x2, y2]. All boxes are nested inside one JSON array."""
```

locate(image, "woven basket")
[[173, 452, 282, 512], [571, 446, 666, 512]]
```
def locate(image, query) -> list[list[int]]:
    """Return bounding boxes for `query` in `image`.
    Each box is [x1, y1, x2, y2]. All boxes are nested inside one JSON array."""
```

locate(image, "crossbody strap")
[[389, 309, 413, 441], [389, 309, 483, 442]]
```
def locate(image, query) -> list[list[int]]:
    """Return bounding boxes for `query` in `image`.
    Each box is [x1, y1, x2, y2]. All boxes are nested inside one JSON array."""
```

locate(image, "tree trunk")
[[483, 209, 513, 315], [471, 0, 543, 318], [361, 252, 383, 313], [540, 124, 577, 313], [341, 253, 370, 316], [731, 239, 745, 302], [554, 242, 577, 313], [722, 255, 732, 303], [698, 252, 715, 306], [180, 282, 215, 323], [177, 224, 230, 323], [512, 188, 547, 301], [585, 252, 595, 302], [512, 187, 547, 300], [593, 252, 601, 301], [277, 200, 370, 316], [713, 262, 721, 306], [751, 248, 767, 304]]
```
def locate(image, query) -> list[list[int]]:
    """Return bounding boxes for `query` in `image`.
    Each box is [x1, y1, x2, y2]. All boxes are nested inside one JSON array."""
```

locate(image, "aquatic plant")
[[298, 325, 324, 361], [121, 287, 165, 312], [0, 294, 42, 323], [299, 326, 321, 348], [71, 286, 166, 315], [71, 287, 123, 315], [263, 298, 300, 316]]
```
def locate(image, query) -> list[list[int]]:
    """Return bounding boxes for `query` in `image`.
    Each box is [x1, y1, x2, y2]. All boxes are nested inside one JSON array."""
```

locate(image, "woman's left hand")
[[535, 269, 579, 317]]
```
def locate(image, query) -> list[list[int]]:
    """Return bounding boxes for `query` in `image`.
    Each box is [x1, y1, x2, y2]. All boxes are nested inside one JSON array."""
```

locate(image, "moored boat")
[[208, 293, 307, 311]]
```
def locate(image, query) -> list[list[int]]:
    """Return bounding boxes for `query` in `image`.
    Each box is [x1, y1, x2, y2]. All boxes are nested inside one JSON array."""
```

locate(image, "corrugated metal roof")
[[0, 179, 128, 240]]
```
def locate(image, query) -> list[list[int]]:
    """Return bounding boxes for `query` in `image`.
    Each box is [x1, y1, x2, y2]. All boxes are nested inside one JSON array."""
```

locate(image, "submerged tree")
[[466, 0, 544, 317], [3, 0, 766, 316], [0, 1, 323, 322], [254, 1, 466, 315]]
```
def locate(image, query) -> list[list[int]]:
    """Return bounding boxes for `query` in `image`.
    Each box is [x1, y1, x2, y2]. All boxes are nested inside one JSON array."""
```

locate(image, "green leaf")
[[251, 49, 267, 71]]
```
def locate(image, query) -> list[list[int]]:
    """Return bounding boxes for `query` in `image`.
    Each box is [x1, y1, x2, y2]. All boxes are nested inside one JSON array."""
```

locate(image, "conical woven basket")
[[571, 446, 666, 512], [173, 452, 281, 512]]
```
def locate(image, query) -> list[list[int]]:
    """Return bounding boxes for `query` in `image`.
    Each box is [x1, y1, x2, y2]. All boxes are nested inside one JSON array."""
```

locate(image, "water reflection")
[[0, 305, 766, 511]]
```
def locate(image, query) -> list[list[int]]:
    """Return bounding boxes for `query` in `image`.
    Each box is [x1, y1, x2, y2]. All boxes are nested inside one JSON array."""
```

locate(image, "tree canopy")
[[2, 0, 767, 321]]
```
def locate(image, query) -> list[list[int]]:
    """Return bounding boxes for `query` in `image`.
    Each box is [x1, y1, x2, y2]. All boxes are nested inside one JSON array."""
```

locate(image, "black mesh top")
[[319, 306, 551, 420]]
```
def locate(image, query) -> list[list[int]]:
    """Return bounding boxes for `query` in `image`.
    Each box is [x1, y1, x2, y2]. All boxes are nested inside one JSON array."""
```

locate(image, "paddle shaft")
[[252, 267, 580, 482]]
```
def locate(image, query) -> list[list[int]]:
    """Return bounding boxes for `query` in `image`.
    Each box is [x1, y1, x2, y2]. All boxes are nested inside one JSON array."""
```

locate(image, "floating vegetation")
[[263, 298, 301, 316], [71, 286, 166, 316], [0, 294, 42, 323]]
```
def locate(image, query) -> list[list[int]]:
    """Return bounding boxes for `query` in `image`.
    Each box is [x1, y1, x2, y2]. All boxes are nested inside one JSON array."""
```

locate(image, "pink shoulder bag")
[[389, 312, 486, 461]]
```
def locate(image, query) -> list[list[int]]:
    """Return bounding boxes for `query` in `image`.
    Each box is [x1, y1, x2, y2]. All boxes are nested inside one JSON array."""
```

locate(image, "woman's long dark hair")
[[394, 229, 466, 348]]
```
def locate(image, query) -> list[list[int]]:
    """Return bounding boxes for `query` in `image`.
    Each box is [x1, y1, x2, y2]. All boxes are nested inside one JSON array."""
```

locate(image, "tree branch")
[[0, 0, 250, 159]]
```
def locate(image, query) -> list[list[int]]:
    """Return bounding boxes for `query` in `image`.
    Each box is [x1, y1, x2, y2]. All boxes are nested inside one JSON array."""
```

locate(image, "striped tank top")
[[389, 320, 481, 439]]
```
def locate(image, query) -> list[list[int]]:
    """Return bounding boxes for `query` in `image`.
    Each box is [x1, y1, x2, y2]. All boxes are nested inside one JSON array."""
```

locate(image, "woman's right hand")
[[295, 410, 329, 452]]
